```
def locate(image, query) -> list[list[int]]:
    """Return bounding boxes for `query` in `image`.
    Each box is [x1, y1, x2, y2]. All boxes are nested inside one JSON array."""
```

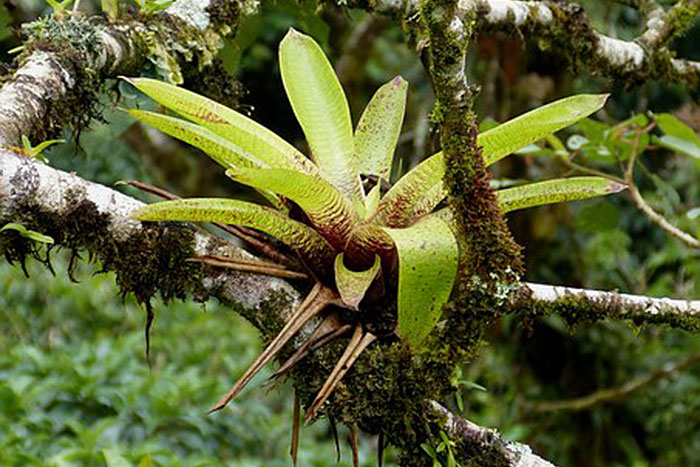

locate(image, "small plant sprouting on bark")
[[123, 28, 622, 427], [8, 135, 64, 163]]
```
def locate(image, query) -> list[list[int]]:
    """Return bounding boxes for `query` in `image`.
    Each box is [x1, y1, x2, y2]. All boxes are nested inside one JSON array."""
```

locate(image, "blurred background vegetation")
[[1, 0, 699, 465]]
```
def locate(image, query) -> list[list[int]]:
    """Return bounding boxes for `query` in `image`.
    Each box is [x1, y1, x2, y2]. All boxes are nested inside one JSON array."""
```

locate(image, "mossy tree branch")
[[341, 0, 700, 87], [0, 0, 248, 147], [514, 283, 700, 331]]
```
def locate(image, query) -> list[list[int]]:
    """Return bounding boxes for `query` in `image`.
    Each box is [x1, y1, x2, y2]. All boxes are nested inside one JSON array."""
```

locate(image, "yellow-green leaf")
[[480, 94, 609, 166], [125, 109, 284, 209], [363, 183, 382, 218], [371, 94, 609, 226], [131, 198, 335, 269], [125, 110, 263, 170], [122, 77, 317, 175], [334, 253, 381, 310], [497, 176, 626, 213], [381, 215, 458, 348], [354, 76, 407, 181], [226, 168, 360, 248], [279, 29, 362, 200], [0, 222, 54, 244]]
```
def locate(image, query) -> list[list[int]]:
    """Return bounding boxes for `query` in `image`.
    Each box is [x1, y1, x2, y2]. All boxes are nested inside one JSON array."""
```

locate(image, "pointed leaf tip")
[[497, 176, 624, 213], [355, 76, 408, 181], [279, 28, 361, 199]]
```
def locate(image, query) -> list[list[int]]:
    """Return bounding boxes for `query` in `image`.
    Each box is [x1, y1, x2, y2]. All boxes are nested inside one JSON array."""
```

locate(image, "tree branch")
[[429, 401, 557, 467], [530, 352, 700, 412], [346, 0, 700, 86], [0, 151, 564, 467], [2, 1, 699, 464], [0, 0, 248, 147], [0, 151, 300, 334], [516, 282, 700, 331]]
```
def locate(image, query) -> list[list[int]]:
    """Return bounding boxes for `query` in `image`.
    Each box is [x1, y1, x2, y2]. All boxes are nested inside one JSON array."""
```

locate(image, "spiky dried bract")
[[497, 176, 626, 212]]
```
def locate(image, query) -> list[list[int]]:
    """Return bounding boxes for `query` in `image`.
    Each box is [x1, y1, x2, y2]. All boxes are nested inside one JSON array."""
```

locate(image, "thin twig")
[[531, 353, 700, 412], [558, 155, 625, 185], [623, 131, 700, 249]]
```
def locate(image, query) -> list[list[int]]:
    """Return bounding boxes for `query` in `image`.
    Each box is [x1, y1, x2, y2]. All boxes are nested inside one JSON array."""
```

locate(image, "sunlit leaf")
[[279, 28, 362, 199], [124, 109, 284, 209], [226, 168, 360, 247], [334, 253, 381, 310], [131, 198, 335, 268], [479, 94, 609, 166], [363, 183, 382, 218], [103, 448, 130, 467], [122, 77, 317, 175], [354, 76, 407, 181], [655, 113, 700, 144], [125, 110, 262, 169], [0, 222, 54, 244], [374, 95, 608, 226], [497, 176, 626, 213], [381, 215, 458, 348]]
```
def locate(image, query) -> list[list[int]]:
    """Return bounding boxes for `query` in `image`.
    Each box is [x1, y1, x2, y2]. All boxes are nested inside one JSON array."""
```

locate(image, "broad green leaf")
[[354, 76, 407, 180], [479, 94, 609, 166], [655, 113, 700, 145], [371, 95, 609, 226], [102, 448, 130, 467], [131, 198, 335, 269], [364, 183, 382, 218], [497, 176, 626, 213], [279, 29, 362, 200], [334, 253, 381, 310], [0, 222, 54, 244], [125, 110, 284, 209], [125, 110, 262, 169], [381, 215, 458, 348], [123, 77, 317, 175], [654, 135, 700, 164], [226, 168, 360, 248]]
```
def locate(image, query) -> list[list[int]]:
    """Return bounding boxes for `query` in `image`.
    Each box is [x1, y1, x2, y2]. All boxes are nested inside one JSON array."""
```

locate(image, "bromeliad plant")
[[125, 29, 624, 423]]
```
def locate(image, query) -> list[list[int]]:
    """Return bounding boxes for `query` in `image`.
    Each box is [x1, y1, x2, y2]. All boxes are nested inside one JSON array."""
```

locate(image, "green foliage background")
[[1, 0, 699, 466]]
